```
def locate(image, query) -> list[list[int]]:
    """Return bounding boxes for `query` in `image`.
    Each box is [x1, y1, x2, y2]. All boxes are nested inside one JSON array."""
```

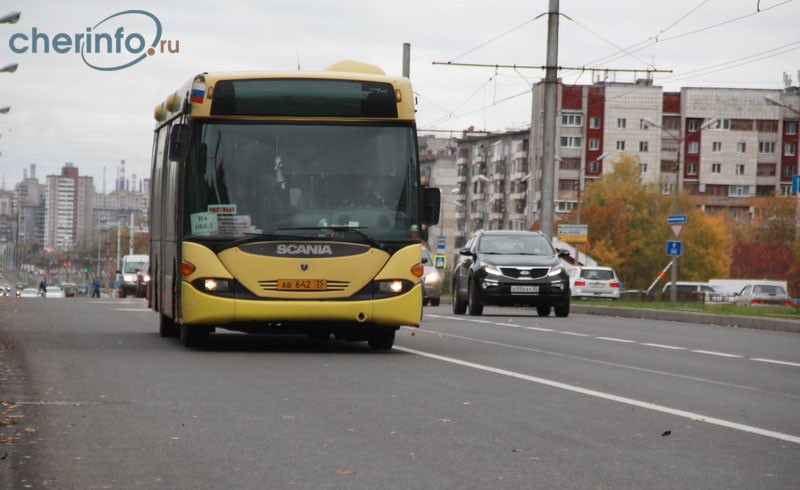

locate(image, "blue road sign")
[[792, 175, 800, 194], [666, 240, 682, 257], [437, 236, 446, 250], [667, 215, 687, 224]]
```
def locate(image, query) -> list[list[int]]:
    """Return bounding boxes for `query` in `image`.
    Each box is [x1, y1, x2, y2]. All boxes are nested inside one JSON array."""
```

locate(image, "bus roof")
[[154, 60, 415, 125]]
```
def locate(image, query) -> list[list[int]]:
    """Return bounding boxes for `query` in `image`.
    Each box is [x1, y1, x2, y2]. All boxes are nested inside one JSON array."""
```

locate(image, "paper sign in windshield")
[[190, 212, 218, 236]]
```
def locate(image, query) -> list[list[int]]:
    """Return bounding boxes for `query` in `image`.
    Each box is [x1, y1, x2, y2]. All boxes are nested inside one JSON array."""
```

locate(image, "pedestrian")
[[39, 279, 47, 296], [92, 277, 101, 298]]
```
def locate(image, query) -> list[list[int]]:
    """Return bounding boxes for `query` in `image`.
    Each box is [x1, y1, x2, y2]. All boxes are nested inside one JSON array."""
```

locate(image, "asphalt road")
[[1, 299, 798, 489]]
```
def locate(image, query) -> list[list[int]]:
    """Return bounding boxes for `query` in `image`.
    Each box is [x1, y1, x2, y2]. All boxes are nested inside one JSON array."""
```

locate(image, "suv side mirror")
[[557, 249, 570, 257], [459, 247, 474, 257]]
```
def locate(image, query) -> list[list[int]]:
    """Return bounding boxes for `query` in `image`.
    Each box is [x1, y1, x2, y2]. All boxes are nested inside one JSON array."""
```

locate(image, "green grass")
[[572, 298, 800, 321]]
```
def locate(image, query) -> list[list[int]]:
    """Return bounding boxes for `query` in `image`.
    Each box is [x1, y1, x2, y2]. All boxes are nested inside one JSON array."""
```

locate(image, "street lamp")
[[0, 11, 21, 24], [764, 95, 800, 116], [0, 63, 17, 73], [0, 106, 9, 114], [643, 116, 717, 301]]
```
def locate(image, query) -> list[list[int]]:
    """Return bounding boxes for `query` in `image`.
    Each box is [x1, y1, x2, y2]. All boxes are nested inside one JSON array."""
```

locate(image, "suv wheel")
[[536, 305, 551, 317], [452, 279, 467, 314], [554, 301, 570, 317], [467, 279, 483, 316]]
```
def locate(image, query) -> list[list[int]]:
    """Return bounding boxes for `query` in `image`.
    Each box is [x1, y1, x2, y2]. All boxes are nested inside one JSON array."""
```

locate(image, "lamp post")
[[0, 106, 9, 114], [0, 63, 17, 73], [0, 11, 21, 24], [643, 116, 717, 301], [764, 95, 800, 116]]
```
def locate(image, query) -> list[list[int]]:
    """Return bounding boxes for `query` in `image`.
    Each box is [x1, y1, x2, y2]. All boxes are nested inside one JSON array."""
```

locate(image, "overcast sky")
[[0, 0, 797, 192]]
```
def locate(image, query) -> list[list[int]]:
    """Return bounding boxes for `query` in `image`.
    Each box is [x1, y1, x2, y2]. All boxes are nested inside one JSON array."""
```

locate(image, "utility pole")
[[540, 0, 559, 239], [402, 43, 410, 78]]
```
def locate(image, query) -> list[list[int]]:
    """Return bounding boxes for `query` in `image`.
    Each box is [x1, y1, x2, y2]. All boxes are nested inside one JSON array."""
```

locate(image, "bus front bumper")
[[180, 281, 422, 328]]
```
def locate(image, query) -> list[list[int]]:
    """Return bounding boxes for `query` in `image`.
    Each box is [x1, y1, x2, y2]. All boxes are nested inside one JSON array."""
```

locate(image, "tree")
[[568, 154, 732, 290]]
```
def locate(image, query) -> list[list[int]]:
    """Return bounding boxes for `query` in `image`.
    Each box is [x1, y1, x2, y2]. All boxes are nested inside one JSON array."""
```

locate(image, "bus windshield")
[[183, 122, 419, 242]]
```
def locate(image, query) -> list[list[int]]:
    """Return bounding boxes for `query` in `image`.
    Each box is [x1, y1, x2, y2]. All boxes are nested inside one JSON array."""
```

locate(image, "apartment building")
[[43, 163, 94, 250], [528, 79, 800, 224]]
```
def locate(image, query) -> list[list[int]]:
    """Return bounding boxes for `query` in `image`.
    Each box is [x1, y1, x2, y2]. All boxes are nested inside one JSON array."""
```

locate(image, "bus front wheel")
[[367, 327, 396, 350], [180, 324, 209, 348]]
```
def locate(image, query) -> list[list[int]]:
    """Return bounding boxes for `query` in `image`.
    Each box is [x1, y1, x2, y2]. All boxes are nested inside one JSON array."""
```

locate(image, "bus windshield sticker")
[[217, 215, 252, 235], [208, 204, 237, 214], [190, 212, 218, 236]]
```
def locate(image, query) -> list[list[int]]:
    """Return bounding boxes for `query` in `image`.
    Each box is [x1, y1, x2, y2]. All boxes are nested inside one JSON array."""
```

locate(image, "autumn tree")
[[566, 154, 732, 290]]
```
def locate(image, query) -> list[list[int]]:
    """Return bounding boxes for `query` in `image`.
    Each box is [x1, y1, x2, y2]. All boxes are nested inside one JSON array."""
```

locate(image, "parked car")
[[569, 266, 621, 300], [661, 282, 721, 301], [44, 286, 65, 298], [452, 230, 571, 317], [61, 282, 77, 298], [421, 247, 442, 306], [19, 288, 40, 298], [733, 284, 793, 307]]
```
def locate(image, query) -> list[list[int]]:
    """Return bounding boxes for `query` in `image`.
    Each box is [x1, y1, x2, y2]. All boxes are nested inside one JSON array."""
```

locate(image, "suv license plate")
[[511, 285, 539, 294]]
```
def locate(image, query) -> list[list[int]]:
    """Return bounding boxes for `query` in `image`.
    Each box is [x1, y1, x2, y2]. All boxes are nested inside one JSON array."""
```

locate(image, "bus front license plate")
[[278, 279, 327, 291], [511, 285, 539, 294]]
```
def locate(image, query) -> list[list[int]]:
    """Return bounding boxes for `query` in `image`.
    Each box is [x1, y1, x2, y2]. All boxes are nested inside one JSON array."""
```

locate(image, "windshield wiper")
[[275, 226, 384, 249]]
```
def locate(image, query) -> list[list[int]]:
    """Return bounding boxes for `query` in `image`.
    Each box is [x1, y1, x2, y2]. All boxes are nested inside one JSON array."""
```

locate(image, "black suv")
[[452, 230, 571, 317]]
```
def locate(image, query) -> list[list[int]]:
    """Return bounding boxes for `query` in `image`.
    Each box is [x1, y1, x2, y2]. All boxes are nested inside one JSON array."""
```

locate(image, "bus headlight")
[[203, 278, 232, 292], [373, 279, 414, 298]]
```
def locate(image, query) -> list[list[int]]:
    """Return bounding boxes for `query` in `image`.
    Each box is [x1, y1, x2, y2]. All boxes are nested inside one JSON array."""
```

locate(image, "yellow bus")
[[149, 60, 440, 350]]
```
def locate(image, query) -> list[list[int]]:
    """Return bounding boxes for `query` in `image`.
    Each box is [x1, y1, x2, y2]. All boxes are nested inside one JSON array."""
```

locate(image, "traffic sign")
[[666, 240, 682, 257], [667, 215, 687, 224], [792, 175, 800, 194], [436, 236, 446, 250], [557, 224, 588, 243], [669, 224, 684, 239], [433, 254, 447, 269]]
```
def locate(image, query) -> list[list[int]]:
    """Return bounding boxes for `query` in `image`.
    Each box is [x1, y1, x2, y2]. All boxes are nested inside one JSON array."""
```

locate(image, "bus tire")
[[180, 324, 208, 348], [159, 313, 180, 338], [367, 328, 395, 350]]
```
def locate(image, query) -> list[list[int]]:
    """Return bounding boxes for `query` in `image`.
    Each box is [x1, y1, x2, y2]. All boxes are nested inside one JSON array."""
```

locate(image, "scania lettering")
[[149, 61, 440, 350]]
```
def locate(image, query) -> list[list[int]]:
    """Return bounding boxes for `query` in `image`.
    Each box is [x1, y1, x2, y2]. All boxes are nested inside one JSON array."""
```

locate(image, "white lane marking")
[[640, 343, 687, 350], [470, 320, 494, 324], [751, 358, 800, 368], [409, 329, 761, 391], [560, 331, 590, 337], [395, 346, 800, 445], [595, 336, 637, 343], [691, 350, 743, 358], [493, 323, 523, 328], [112, 308, 150, 312], [525, 326, 555, 332]]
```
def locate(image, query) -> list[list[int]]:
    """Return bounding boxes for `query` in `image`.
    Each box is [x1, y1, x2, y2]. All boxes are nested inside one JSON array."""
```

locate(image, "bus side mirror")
[[169, 123, 191, 162], [423, 187, 441, 225]]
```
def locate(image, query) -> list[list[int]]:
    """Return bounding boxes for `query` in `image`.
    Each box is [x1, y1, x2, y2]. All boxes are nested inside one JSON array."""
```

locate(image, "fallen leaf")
[[436, 418, 451, 423], [336, 469, 354, 475], [661, 430, 671, 437]]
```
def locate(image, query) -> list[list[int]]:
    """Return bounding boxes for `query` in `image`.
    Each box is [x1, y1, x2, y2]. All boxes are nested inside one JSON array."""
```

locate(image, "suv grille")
[[500, 267, 549, 279]]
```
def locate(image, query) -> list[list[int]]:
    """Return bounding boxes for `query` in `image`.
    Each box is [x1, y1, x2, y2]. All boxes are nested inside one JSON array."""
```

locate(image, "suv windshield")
[[182, 122, 419, 243], [478, 235, 554, 255]]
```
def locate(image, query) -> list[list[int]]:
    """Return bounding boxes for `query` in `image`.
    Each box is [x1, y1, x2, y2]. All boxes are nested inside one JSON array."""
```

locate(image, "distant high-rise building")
[[44, 163, 94, 251]]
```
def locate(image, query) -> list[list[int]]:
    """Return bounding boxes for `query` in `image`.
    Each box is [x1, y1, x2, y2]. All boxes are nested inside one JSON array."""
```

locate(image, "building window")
[[736, 142, 746, 153], [589, 138, 600, 150], [786, 121, 798, 135], [711, 163, 721, 174], [688, 141, 699, 154], [712, 142, 722, 152], [561, 113, 583, 127], [687, 120, 699, 132], [588, 161, 600, 173], [640, 163, 648, 173], [785, 143, 797, 156], [758, 141, 775, 153], [730, 185, 750, 196], [558, 179, 578, 191], [710, 119, 731, 131], [589, 117, 601, 129], [660, 183, 674, 195], [616, 141, 626, 151], [617, 118, 626, 129], [560, 136, 582, 148], [784, 165, 795, 177], [686, 163, 698, 176], [735, 164, 746, 175], [639, 141, 649, 152]]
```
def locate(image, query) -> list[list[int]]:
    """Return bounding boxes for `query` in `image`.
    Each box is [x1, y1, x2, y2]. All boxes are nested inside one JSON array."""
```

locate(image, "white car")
[[569, 266, 621, 300], [44, 286, 65, 298], [19, 288, 40, 298]]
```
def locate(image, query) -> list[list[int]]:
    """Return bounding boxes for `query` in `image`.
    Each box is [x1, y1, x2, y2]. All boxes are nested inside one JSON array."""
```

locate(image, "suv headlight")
[[548, 266, 565, 277], [484, 265, 502, 276]]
